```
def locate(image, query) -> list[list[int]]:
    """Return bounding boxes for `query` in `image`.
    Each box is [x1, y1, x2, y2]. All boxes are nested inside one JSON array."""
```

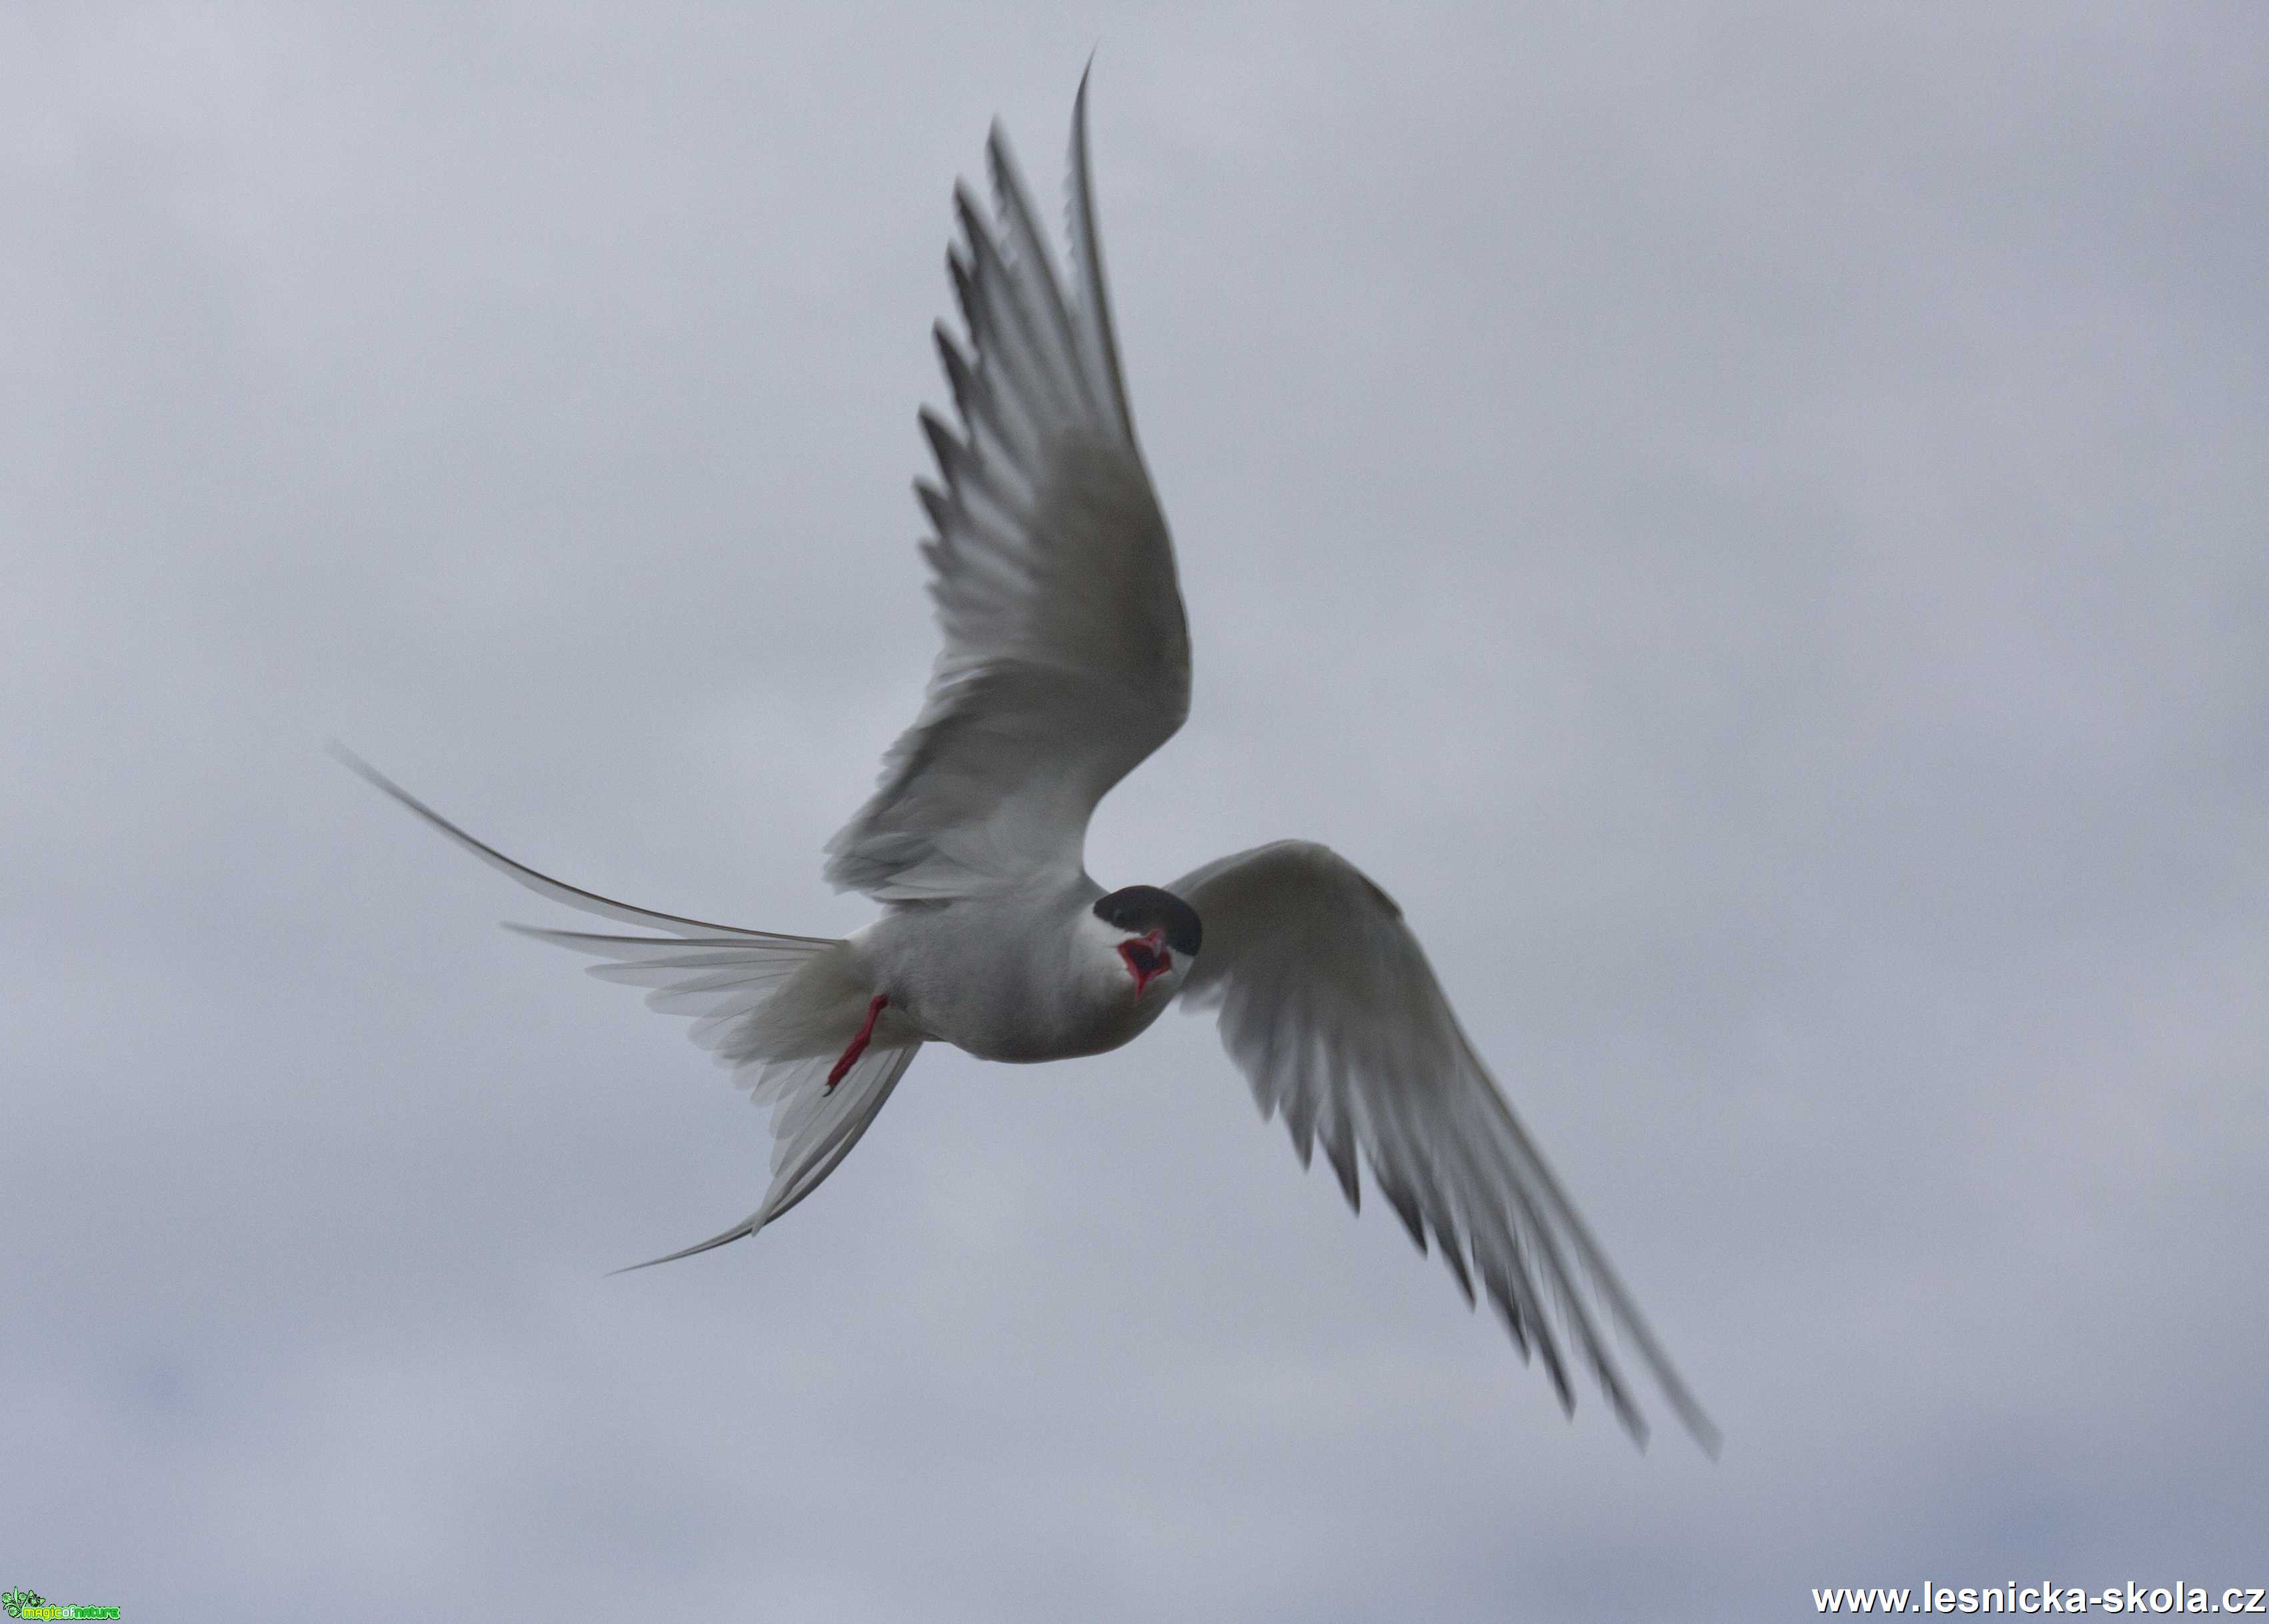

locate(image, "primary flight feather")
[[342, 73, 1717, 1452]]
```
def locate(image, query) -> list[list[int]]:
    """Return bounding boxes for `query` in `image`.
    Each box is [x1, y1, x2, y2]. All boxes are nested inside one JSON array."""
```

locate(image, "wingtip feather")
[[607, 1216, 761, 1276]]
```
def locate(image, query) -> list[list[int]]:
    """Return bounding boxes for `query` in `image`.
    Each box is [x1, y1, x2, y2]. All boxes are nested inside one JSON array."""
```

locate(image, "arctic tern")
[[342, 76, 1716, 1451]]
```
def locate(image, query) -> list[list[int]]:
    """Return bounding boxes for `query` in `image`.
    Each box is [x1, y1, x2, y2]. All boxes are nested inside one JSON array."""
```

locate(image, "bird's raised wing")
[[1175, 841, 1717, 1451], [826, 77, 1189, 902]]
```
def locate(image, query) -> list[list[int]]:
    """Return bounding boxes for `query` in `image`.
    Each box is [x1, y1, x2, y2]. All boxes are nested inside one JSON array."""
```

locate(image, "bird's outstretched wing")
[[1174, 840, 1718, 1452], [826, 76, 1190, 902]]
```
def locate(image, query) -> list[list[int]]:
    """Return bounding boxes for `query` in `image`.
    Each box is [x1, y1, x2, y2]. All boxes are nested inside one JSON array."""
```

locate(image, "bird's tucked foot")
[[826, 994, 890, 1093]]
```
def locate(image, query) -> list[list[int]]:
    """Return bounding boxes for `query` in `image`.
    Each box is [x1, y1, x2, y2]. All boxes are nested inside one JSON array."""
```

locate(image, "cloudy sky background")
[[6, 3, 2264, 1617]]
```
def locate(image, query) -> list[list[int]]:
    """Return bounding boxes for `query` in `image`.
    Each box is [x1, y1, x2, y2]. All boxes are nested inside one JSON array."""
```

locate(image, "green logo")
[[3, 1591, 119, 1621]]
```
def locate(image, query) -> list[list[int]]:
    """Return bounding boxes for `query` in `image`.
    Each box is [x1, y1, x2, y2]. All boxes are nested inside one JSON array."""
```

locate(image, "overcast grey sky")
[[6, 4, 2265, 1619]]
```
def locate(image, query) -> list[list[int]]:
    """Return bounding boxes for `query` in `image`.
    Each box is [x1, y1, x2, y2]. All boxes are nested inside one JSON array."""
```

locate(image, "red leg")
[[825, 994, 889, 1094]]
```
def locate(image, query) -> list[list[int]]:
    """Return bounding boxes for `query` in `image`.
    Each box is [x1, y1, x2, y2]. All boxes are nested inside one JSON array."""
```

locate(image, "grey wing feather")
[[826, 79, 1189, 901], [1175, 840, 1719, 1453]]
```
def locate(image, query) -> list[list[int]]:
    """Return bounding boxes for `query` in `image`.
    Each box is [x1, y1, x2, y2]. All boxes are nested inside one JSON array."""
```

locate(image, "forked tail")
[[332, 744, 922, 1269]]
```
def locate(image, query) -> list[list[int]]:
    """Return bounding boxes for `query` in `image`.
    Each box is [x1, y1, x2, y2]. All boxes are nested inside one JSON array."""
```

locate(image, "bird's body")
[[857, 882, 1188, 1064], [343, 73, 1716, 1451]]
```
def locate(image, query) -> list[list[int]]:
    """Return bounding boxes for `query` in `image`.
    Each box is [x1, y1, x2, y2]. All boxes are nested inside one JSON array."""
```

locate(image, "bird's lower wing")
[[1174, 840, 1718, 1453]]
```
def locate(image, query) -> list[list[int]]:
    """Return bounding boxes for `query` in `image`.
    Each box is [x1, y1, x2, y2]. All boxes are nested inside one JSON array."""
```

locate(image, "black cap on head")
[[1092, 885, 1202, 956]]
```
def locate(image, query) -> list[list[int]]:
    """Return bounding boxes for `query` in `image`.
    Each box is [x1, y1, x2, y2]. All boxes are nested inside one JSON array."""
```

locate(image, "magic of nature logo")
[[3, 1589, 120, 1621]]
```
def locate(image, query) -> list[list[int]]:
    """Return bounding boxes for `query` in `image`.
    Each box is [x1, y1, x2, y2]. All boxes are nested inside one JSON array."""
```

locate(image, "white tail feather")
[[335, 743, 924, 1269]]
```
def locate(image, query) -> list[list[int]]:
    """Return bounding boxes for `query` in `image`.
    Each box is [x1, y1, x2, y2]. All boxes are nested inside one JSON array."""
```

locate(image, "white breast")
[[858, 893, 1188, 1064]]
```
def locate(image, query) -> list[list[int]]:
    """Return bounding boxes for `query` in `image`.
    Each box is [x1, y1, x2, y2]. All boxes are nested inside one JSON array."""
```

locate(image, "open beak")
[[1117, 928, 1173, 995]]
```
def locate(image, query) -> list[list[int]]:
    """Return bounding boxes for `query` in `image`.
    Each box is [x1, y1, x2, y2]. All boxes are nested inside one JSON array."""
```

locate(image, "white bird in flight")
[[343, 75, 1716, 1451]]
